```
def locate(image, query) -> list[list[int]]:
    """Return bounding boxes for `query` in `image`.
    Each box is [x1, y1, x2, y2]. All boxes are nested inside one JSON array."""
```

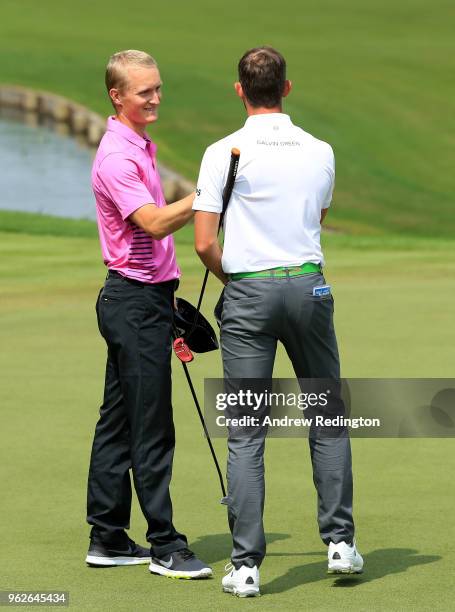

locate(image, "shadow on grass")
[[191, 532, 291, 565], [263, 548, 442, 595], [191, 533, 441, 595]]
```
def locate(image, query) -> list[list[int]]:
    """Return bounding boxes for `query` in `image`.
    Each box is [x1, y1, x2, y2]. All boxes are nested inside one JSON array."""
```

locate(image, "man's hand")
[[194, 211, 229, 285], [130, 193, 195, 239]]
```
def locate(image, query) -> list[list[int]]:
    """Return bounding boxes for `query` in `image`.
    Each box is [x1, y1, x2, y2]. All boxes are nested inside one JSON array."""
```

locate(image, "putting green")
[[0, 221, 454, 610]]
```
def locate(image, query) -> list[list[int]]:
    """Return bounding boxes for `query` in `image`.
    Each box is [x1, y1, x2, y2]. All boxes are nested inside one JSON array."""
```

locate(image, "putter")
[[173, 148, 240, 505], [172, 326, 227, 503]]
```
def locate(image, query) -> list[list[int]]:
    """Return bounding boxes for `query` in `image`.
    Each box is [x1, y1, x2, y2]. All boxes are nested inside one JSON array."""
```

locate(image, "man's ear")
[[109, 88, 122, 108], [282, 80, 292, 98], [234, 82, 244, 99]]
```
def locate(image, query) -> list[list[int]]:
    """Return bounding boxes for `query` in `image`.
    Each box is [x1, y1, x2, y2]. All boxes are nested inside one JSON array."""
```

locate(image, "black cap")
[[174, 298, 219, 353]]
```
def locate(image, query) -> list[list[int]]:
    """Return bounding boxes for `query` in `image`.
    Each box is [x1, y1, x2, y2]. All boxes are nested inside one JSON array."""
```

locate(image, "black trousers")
[[86, 271, 187, 556]]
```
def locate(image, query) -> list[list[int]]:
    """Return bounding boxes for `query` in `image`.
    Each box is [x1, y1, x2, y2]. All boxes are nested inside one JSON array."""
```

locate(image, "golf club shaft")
[[181, 361, 227, 499], [195, 269, 209, 314], [179, 148, 240, 501], [194, 148, 240, 315]]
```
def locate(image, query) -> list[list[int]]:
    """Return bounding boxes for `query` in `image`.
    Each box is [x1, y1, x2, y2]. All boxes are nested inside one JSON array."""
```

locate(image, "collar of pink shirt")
[[106, 115, 157, 157]]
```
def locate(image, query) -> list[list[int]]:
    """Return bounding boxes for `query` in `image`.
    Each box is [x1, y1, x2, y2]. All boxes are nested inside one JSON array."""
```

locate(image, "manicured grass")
[[0, 221, 454, 610], [1, 0, 454, 236], [0, 210, 98, 238]]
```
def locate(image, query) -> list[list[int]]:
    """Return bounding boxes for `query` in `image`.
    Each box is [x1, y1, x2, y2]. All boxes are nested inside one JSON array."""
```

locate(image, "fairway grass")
[[1, 226, 454, 610]]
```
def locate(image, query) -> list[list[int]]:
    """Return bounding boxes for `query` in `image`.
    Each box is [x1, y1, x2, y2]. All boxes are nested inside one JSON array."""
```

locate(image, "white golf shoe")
[[327, 540, 364, 574], [222, 563, 260, 597]]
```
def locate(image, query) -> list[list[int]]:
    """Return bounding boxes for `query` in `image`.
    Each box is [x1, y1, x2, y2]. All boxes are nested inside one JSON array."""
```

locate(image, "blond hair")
[[105, 50, 157, 106]]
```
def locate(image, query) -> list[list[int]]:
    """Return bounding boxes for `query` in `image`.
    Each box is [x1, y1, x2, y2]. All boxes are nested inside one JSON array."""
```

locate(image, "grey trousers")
[[220, 273, 355, 569]]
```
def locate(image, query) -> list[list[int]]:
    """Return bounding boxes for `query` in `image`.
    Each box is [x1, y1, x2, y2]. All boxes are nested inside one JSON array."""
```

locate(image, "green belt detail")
[[230, 262, 321, 281]]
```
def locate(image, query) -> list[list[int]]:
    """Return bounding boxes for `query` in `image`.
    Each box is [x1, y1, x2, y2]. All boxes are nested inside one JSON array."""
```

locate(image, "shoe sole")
[[86, 555, 150, 567], [223, 586, 260, 598], [328, 563, 363, 574], [149, 562, 212, 580]]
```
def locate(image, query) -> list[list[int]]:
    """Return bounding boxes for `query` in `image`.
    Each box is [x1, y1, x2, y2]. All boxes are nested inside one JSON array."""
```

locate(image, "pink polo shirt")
[[92, 116, 180, 283]]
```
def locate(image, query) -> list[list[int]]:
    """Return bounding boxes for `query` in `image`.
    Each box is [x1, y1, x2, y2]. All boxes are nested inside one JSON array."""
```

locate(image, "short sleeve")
[[97, 153, 154, 220], [193, 147, 224, 213], [322, 146, 335, 209]]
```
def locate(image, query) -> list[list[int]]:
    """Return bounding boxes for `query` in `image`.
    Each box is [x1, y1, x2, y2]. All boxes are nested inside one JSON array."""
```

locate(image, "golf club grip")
[[221, 147, 240, 214]]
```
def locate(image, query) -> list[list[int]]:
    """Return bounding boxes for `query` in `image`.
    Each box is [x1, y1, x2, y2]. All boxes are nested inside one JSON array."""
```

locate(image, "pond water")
[[0, 116, 96, 221]]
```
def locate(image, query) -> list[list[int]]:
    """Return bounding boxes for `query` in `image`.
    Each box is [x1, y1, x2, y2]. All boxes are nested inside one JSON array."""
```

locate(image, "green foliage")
[[1, 0, 454, 236]]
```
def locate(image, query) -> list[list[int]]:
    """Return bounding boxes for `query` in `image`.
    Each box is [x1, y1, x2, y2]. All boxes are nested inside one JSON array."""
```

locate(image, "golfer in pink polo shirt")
[[86, 50, 212, 579]]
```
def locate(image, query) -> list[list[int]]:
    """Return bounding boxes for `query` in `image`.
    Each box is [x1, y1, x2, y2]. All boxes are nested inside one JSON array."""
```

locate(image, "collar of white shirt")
[[244, 113, 293, 129]]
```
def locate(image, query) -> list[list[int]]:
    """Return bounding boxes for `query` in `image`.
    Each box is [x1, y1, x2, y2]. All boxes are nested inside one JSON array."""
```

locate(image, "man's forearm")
[[194, 209, 229, 284], [196, 241, 229, 285], [153, 193, 195, 238], [129, 193, 195, 239]]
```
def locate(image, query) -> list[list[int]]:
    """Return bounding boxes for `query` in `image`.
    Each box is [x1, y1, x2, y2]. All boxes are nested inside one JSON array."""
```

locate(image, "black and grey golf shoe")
[[86, 537, 150, 567], [149, 548, 212, 579]]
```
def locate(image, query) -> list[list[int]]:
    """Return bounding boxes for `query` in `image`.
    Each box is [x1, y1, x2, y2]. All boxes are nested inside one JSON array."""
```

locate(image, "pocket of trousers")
[[224, 295, 264, 304], [95, 288, 104, 335], [97, 289, 146, 347], [100, 292, 123, 302], [308, 294, 334, 313], [309, 295, 332, 302], [214, 287, 225, 328]]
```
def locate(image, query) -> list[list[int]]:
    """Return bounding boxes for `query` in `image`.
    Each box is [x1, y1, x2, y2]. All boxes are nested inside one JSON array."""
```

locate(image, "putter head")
[[174, 298, 219, 353]]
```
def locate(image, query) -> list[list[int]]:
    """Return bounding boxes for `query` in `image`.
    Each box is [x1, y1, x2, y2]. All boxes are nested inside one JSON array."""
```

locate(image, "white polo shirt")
[[193, 113, 334, 273]]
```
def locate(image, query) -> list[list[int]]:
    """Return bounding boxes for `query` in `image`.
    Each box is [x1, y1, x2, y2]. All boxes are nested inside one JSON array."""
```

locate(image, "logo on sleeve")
[[196, 188, 201, 197]]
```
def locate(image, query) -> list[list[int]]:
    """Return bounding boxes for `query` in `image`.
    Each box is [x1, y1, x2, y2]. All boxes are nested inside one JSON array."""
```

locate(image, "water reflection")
[[0, 113, 96, 221]]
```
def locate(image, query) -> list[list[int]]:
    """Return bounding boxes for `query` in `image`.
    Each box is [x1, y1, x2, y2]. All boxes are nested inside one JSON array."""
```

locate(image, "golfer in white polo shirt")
[[193, 46, 363, 597]]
